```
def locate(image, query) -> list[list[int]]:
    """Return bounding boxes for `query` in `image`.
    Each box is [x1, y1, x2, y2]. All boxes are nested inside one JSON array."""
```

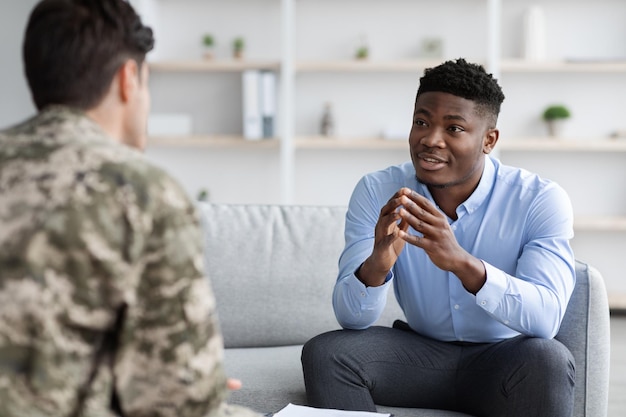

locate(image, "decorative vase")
[[546, 119, 565, 138]]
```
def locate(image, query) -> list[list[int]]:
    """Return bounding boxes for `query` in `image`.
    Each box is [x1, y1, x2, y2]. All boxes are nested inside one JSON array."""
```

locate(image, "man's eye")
[[414, 119, 427, 126], [448, 125, 464, 132]]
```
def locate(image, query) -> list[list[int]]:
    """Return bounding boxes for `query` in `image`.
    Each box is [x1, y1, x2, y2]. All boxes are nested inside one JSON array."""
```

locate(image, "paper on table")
[[273, 403, 390, 417]]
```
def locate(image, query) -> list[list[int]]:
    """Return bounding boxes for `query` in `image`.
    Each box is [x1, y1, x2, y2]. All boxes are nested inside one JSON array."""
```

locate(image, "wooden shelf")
[[148, 135, 279, 148], [296, 59, 626, 73], [574, 216, 626, 232], [501, 59, 626, 73], [295, 59, 448, 73], [296, 137, 626, 152], [609, 293, 626, 311], [498, 138, 626, 152], [295, 136, 407, 149], [149, 60, 280, 72], [147, 59, 626, 75], [148, 135, 626, 153]]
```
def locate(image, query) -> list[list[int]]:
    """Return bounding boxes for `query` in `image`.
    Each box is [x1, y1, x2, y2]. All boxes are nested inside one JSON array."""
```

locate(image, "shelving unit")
[[500, 59, 626, 73], [498, 138, 626, 152], [140, 0, 626, 308], [150, 60, 280, 72], [574, 217, 626, 232], [295, 59, 444, 73], [149, 135, 280, 148], [151, 134, 626, 153]]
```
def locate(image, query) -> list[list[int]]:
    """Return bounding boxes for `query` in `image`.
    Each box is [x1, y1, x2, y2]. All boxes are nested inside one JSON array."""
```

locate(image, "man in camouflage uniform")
[[0, 1, 260, 416]]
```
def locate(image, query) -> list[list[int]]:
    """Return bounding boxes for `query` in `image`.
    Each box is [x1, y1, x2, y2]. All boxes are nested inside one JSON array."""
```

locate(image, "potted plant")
[[354, 34, 369, 60], [542, 104, 571, 137], [202, 33, 215, 59], [197, 188, 210, 202], [355, 46, 369, 60], [233, 37, 245, 59]]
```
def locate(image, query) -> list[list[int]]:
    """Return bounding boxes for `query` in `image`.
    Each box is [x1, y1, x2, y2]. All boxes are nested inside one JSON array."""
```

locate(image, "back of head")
[[23, 0, 154, 111], [417, 58, 505, 125]]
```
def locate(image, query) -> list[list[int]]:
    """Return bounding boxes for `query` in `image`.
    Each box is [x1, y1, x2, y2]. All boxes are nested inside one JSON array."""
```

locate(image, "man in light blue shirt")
[[302, 59, 576, 417]]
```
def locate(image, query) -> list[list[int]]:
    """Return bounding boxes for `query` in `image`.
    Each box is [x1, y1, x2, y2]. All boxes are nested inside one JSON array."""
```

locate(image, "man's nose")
[[419, 128, 445, 147]]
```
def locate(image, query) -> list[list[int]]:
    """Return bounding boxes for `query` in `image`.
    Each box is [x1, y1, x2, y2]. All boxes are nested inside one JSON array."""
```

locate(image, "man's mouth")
[[416, 152, 447, 171]]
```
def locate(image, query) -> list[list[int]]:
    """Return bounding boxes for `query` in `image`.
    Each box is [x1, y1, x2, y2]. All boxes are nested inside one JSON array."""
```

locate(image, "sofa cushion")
[[224, 345, 306, 414], [199, 203, 405, 348], [224, 344, 472, 417]]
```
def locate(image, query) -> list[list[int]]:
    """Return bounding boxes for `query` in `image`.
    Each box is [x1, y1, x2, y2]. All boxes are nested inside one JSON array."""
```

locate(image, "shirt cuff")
[[475, 261, 508, 313], [345, 270, 393, 308]]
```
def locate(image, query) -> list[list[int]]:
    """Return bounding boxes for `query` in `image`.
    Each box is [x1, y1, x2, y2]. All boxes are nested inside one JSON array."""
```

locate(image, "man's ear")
[[118, 59, 139, 103], [483, 128, 499, 154]]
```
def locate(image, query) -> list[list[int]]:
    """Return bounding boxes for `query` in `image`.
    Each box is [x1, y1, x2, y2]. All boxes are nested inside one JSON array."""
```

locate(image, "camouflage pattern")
[[0, 106, 260, 417]]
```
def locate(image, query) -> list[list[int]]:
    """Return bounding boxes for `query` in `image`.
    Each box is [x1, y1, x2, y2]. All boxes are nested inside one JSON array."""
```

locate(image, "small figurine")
[[320, 102, 335, 137]]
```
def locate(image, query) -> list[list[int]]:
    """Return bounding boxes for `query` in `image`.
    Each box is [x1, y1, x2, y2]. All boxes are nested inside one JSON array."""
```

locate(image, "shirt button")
[[480, 300, 487, 306], [360, 291, 366, 297], [504, 320, 510, 325], [454, 304, 460, 310], [452, 225, 457, 231]]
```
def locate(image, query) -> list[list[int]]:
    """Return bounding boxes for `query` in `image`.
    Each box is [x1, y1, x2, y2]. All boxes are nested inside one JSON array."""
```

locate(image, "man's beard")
[[415, 163, 482, 190], [416, 175, 454, 189]]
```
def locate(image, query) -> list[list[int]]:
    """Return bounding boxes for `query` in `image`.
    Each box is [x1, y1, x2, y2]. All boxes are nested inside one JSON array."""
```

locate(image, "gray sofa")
[[199, 203, 611, 417]]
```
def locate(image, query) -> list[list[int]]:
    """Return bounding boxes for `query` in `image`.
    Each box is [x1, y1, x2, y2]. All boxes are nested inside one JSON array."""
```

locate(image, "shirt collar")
[[460, 155, 496, 215]]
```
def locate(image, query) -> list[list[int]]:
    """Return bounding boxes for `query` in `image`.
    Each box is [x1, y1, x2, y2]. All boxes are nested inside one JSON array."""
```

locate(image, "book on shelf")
[[242, 70, 262, 140], [242, 69, 276, 140]]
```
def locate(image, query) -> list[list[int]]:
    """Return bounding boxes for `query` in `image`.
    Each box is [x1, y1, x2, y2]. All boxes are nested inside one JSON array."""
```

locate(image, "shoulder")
[[2, 108, 197, 226], [96, 145, 197, 220], [492, 157, 572, 215], [493, 157, 565, 195]]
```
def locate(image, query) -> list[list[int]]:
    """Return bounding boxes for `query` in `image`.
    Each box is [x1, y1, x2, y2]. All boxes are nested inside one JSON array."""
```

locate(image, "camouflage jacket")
[[0, 107, 259, 417]]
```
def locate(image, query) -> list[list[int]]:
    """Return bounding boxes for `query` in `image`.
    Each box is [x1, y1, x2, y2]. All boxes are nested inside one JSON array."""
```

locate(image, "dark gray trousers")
[[301, 324, 575, 417]]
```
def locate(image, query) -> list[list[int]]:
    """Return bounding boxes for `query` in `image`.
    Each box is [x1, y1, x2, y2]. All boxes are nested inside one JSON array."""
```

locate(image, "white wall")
[[0, 0, 38, 129], [2, 0, 626, 301], [4, 0, 625, 204]]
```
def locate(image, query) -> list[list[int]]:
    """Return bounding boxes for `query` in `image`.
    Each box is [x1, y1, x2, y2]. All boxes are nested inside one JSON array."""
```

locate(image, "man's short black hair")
[[23, 0, 154, 111], [416, 58, 505, 125]]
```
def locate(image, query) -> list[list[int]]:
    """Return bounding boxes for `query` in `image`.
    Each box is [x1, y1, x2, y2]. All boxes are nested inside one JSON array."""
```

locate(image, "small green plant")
[[197, 188, 210, 202], [542, 104, 571, 137], [543, 105, 571, 121], [355, 34, 369, 60], [202, 34, 215, 48], [202, 34, 215, 59], [355, 46, 368, 60], [233, 37, 245, 59]]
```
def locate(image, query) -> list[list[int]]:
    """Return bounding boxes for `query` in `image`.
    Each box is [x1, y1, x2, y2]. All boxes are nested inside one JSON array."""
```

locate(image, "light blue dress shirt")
[[333, 156, 576, 342]]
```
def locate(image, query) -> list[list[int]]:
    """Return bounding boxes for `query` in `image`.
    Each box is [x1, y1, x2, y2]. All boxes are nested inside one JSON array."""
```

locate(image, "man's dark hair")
[[23, 0, 154, 110], [417, 58, 505, 125]]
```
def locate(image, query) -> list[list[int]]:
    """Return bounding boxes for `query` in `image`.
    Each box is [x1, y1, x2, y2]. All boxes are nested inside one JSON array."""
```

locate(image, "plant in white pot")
[[542, 104, 571, 137], [354, 34, 369, 60], [233, 37, 245, 59], [202, 33, 215, 60]]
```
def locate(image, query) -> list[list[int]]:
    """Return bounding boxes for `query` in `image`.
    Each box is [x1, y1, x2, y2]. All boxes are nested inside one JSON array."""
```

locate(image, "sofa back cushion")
[[199, 203, 405, 348]]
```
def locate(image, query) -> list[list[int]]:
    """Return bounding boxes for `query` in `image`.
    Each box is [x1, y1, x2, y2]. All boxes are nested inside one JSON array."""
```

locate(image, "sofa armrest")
[[556, 260, 610, 417]]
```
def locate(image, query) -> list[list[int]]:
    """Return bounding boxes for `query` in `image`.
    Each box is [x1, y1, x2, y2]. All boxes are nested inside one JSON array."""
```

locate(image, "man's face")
[[123, 62, 151, 151], [409, 91, 495, 193]]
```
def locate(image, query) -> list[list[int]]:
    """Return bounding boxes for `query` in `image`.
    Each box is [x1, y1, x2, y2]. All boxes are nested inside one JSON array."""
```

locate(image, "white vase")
[[523, 6, 547, 61], [546, 119, 566, 138]]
